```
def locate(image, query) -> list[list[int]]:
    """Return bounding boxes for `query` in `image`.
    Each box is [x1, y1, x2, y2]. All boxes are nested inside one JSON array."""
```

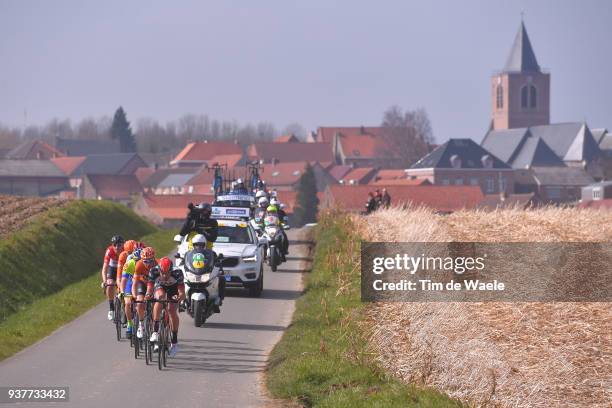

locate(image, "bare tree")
[[380, 105, 434, 168], [282, 122, 307, 140]]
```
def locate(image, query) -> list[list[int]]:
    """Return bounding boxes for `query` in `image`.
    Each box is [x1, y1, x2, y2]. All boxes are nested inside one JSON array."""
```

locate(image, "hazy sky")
[[1, 0, 611, 142]]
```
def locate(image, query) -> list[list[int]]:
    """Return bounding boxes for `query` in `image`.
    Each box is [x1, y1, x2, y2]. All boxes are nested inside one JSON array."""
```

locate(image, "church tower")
[[492, 22, 550, 130]]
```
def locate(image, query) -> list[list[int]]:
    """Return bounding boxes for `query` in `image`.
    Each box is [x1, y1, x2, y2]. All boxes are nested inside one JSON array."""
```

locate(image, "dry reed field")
[[355, 207, 612, 408]]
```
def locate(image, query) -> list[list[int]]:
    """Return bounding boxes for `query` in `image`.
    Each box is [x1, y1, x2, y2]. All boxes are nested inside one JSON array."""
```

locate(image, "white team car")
[[175, 218, 265, 297]]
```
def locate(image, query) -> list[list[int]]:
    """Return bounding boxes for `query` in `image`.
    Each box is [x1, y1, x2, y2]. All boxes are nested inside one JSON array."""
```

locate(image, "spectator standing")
[[381, 188, 391, 209], [365, 192, 377, 214]]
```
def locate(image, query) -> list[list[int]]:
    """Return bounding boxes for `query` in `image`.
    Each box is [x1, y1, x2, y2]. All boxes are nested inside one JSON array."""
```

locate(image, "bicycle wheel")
[[133, 311, 140, 359], [157, 313, 165, 370], [114, 297, 122, 341]]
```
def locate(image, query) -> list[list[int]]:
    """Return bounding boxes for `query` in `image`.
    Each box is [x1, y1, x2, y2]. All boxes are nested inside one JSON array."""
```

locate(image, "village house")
[[0, 159, 69, 196], [247, 140, 333, 164], [407, 139, 515, 194], [5, 140, 64, 160], [169, 141, 243, 168]]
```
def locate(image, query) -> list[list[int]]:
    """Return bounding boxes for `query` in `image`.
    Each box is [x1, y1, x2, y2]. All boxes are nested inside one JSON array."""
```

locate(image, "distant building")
[[247, 141, 333, 164], [170, 141, 243, 168], [81, 174, 142, 205], [0, 159, 69, 196], [407, 139, 515, 194], [5, 140, 64, 160], [55, 137, 121, 156], [581, 181, 612, 202], [491, 21, 550, 130]]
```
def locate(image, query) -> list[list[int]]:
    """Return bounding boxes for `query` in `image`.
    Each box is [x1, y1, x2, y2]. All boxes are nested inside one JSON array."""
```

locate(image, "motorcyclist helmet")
[[270, 198, 280, 206], [270, 190, 278, 198], [192, 234, 207, 250], [279, 203, 286, 210], [255, 190, 266, 199], [258, 197, 269, 207]]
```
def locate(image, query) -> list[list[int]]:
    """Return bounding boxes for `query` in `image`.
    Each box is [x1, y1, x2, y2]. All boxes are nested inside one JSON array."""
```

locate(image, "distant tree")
[[292, 163, 319, 227], [282, 123, 307, 140], [380, 105, 434, 168], [110, 107, 136, 152]]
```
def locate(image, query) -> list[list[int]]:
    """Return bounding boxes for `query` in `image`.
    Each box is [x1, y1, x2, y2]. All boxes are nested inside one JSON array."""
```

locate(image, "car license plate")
[[225, 275, 231, 281]]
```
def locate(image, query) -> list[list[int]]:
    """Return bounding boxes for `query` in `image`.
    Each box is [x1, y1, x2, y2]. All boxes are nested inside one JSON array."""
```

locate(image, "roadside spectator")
[[374, 189, 382, 210], [365, 192, 377, 214], [381, 188, 391, 209]]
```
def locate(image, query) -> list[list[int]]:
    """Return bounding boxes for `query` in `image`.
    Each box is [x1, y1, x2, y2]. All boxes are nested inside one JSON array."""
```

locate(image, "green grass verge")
[[0, 228, 177, 361], [267, 213, 463, 407], [0, 200, 157, 321]]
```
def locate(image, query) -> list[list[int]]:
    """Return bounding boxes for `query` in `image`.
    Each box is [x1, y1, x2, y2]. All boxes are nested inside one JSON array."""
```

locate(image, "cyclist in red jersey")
[[101, 235, 124, 321]]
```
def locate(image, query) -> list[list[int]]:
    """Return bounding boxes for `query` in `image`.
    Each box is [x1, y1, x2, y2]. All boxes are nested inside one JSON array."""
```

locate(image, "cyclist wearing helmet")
[[145, 257, 185, 357], [116, 240, 136, 285], [120, 247, 141, 338], [101, 235, 124, 321], [192, 234, 225, 312], [179, 202, 218, 250], [133, 247, 157, 335]]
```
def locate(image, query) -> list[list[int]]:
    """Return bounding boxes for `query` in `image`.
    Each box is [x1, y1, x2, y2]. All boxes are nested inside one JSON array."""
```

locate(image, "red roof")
[[578, 199, 612, 209], [327, 165, 353, 181], [339, 134, 395, 159], [339, 167, 377, 185], [324, 185, 484, 213], [7, 139, 65, 160], [274, 134, 299, 143], [370, 178, 431, 186], [207, 153, 243, 168], [185, 168, 217, 187], [51, 156, 86, 176], [134, 167, 156, 184], [316, 127, 384, 143], [171, 141, 243, 164], [144, 193, 215, 220], [374, 169, 408, 180], [259, 162, 310, 187], [87, 175, 142, 199], [247, 142, 333, 163]]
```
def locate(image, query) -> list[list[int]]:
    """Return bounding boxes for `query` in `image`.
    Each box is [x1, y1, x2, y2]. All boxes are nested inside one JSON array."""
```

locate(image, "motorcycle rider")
[[192, 234, 224, 312], [179, 202, 218, 250], [146, 257, 185, 358], [101, 235, 124, 321], [265, 204, 288, 262], [252, 196, 269, 234], [270, 199, 289, 260]]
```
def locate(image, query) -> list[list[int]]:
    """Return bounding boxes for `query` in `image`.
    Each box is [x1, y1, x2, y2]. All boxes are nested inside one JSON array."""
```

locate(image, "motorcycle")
[[263, 215, 285, 272], [176, 249, 224, 327]]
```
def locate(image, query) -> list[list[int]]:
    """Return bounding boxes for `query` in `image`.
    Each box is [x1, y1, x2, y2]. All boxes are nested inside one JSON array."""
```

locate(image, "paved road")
[[0, 228, 312, 408]]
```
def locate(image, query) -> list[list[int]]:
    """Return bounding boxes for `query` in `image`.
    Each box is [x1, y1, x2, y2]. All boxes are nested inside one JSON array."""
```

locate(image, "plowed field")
[[0, 195, 68, 237]]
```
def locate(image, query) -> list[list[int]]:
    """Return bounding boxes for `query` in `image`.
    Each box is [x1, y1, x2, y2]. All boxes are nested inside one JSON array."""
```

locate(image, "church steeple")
[[491, 20, 550, 130], [504, 22, 540, 73]]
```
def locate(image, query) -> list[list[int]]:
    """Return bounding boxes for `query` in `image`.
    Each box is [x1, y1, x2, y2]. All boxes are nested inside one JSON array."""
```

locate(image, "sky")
[[1, 0, 611, 143]]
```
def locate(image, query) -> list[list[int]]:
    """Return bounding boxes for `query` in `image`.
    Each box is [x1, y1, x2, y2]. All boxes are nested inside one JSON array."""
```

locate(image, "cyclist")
[[145, 257, 185, 358], [116, 240, 137, 287], [119, 247, 141, 338], [101, 235, 124, 321], [133, 247, 158, 338]]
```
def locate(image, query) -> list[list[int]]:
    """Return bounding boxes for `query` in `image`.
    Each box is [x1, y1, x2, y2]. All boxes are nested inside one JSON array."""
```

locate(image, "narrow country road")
[[0, 228, 313, 408]]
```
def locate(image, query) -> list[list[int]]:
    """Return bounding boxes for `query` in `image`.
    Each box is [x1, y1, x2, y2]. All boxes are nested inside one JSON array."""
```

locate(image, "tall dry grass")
[[355, 206, 612, 408]]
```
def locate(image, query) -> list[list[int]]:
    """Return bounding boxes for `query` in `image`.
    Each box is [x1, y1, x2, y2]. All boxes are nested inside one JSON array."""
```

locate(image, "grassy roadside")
[[0, 228, 177, 361], [266, 213, 462, 407]]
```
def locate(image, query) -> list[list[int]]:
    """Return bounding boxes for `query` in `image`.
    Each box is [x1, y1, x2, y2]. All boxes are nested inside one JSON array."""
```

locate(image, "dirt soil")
[[0, 195, 68, 238]]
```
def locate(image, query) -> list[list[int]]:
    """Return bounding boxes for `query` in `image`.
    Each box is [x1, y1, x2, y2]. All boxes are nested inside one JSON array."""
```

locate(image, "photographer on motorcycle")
[[179, 202, 218, 250], [192, 234, 224, 313]]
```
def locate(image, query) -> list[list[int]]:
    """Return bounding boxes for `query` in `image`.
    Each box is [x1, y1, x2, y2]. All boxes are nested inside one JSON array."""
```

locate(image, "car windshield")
[[214, 200, 253, 208], [215, 225, 254, 244]]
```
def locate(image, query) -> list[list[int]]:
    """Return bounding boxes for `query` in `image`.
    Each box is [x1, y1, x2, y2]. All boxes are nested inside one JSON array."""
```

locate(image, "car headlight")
[[242, 255, 257, 263]]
